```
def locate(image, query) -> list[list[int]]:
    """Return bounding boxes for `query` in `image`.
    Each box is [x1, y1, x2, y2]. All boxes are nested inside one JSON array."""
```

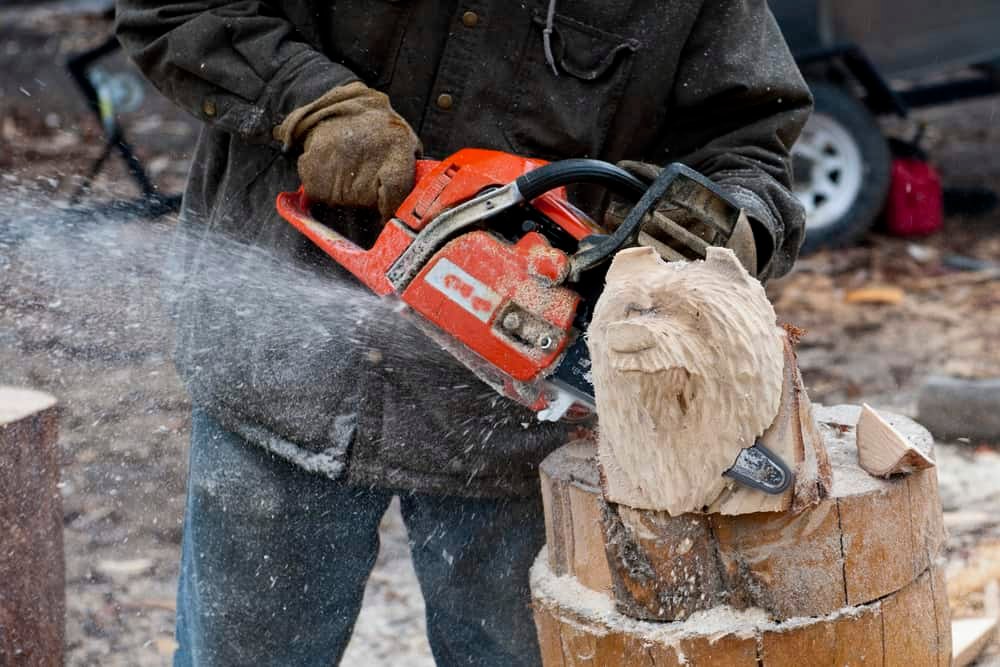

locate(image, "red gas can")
[[884, 157, 943, 237]]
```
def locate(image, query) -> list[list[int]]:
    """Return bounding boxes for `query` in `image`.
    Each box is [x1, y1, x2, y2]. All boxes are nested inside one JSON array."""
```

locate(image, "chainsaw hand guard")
[[572, 163, 743, 281]]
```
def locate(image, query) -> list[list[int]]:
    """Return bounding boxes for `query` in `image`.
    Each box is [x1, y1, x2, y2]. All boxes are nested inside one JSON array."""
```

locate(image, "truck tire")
[[793, 81, 892, 253]]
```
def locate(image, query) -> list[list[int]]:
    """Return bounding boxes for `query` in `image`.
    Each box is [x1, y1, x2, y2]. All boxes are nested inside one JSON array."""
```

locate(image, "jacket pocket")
[[324, 0, 413, 88], [504, 11, 639, 159]]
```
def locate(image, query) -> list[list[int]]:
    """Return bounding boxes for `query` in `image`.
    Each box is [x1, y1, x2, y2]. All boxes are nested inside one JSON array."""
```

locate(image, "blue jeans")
[[175, 409, 546, 666]]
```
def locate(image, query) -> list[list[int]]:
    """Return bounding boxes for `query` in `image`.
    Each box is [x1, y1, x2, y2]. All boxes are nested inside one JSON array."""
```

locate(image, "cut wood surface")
[[540, 404, 945, 622], [531, 545, 952, 667], [587, 247, 830, 516], [857, 403, 935, 477], [952, 617, 998, 667], [0, 386, 57, 423], [0, 387, 63, 666]]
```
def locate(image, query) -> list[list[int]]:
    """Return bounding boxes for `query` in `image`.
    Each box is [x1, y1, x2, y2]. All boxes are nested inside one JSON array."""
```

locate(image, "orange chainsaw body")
[[275, 149, 602, 411]]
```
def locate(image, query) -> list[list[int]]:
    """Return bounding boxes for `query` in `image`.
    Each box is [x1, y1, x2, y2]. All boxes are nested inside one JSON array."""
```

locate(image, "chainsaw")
[[276, 148, 791, 494]]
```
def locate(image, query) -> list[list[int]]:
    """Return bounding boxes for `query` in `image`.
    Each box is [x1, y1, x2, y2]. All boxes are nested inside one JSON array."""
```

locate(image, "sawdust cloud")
[[0, 179, 446, 378]]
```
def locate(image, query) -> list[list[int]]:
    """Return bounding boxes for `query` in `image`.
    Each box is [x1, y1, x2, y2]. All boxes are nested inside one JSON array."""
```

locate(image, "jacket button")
[[436, 93, 454, 110], [202, 99, 217, 117], [461, 11, 479, 27]]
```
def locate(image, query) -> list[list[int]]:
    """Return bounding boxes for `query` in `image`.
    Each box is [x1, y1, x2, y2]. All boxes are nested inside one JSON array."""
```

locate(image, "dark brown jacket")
[[116, 0, 812, 497]]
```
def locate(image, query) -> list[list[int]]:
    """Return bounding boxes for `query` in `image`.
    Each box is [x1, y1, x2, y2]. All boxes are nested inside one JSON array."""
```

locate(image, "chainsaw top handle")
[[514, 159, 647, 201], [515, 158, 741, 281]]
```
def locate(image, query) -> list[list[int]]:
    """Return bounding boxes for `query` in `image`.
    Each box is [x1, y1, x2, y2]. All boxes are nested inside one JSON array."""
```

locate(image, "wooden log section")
[[0, 387, 64, 666], [532, 552, 951, 666], [539, 405, 947, 623]]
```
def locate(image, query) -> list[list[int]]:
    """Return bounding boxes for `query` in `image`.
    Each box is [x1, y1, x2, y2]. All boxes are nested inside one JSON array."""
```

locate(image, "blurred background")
[[1, 0, 999, 664]]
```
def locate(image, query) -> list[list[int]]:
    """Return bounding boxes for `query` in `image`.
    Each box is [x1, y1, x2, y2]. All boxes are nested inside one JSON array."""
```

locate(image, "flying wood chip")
[[857, 403, 936, 477]]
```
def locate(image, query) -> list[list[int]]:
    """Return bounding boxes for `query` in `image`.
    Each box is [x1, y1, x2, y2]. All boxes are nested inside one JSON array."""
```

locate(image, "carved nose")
[[607, 321, 657, 354]]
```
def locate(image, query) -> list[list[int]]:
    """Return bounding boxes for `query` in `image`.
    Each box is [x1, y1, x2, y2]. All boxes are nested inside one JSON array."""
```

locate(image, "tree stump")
[[0, 387, 63, 666], [532, 404, 951, 665]]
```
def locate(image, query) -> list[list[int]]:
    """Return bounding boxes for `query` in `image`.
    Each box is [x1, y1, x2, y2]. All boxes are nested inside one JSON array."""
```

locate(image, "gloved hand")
[[604, 160, 758, 276], [274, 81, 421, 220]]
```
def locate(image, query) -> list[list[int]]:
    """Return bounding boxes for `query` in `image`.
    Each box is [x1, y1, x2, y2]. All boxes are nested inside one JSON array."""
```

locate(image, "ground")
[[2, 4, 1000, 666]]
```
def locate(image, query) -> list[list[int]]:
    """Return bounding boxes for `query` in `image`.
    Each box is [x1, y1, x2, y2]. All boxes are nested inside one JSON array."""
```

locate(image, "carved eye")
[[624, 303, 657, 317], [621, 289, 656, 318]]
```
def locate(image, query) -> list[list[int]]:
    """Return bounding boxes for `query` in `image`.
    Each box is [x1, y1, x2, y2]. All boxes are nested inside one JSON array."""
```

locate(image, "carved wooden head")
[[586, 246, 785, 515]]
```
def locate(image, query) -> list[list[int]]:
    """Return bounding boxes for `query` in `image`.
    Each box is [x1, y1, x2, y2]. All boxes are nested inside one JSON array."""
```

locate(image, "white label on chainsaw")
[[425, 259, 501, 322]]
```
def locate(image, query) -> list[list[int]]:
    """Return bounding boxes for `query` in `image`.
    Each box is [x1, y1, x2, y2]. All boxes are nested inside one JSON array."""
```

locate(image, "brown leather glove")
[[604, 160, 758, 276], [274, 81, 421, 220]]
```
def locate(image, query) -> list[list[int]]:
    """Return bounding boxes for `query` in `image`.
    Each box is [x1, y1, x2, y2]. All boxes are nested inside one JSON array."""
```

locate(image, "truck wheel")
[[793, 82, 892, 253]]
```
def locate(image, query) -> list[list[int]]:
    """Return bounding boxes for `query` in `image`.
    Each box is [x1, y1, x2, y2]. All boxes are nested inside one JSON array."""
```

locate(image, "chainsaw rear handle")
[[515, 159, 647, 202]]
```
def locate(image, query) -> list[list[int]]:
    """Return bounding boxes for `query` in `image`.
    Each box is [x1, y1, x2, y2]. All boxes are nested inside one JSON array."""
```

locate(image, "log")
[[856, 403, 935, 477], [531, 549, 952, 667], [539, 405, 946, 622], [539, 247, 952, 663], [917, 375, 1000, 442], [0, 387, 63, 666], [586, 246, 830, 515]]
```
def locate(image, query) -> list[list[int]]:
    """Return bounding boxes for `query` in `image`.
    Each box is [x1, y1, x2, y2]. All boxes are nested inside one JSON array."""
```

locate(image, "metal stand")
[[65, 35, 181, 218]]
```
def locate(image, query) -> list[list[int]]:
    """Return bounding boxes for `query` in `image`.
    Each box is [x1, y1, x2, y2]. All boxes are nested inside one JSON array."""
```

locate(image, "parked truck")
[[772, 1, 1000, 251]]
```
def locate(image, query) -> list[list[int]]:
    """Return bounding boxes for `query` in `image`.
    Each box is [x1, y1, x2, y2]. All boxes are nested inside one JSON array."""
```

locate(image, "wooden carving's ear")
[[606, 321, 657, 354], [606, 246, 666, 283], [704, 246, 751, 282]]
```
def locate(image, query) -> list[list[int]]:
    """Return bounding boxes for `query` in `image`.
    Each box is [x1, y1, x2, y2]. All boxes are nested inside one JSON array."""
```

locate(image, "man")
[[115, 1, 811, 665]]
